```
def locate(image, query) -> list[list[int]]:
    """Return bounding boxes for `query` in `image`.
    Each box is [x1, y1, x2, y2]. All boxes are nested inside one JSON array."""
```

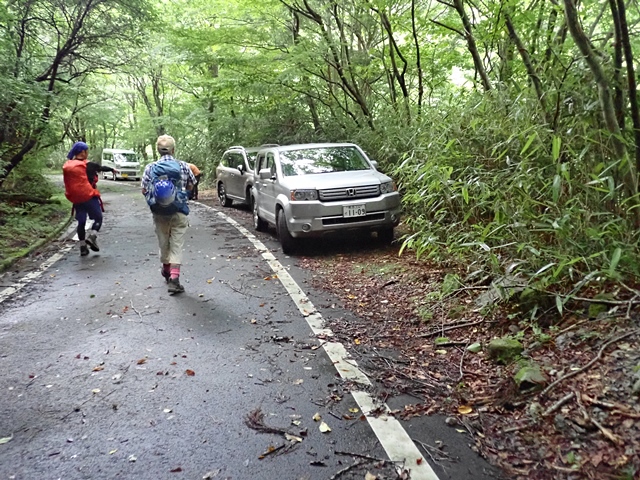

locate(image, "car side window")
[[221, 153, 230, 168], [235, 153, 245, 169], [267, 153, 276, 177], [256, 154, 266, 173]]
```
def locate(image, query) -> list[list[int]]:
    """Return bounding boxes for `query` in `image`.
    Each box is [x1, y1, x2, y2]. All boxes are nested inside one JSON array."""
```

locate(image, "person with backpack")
[[62, 141, 116, 256], [141, 135, 196, 294]]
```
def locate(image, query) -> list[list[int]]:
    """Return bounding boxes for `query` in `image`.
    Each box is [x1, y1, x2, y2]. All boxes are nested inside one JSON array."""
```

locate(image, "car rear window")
[[279, 147, 370, 176]]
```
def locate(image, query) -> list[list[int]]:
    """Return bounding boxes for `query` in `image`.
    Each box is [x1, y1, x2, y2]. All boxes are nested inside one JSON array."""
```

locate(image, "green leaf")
[[555, 295, 563, 315], [552, 136, 562, 161], [609, 247, 622, 273], [0, 434, 13, 445], [467, 343, 482, 353], [552, 174, 562, 203], [520, 133, 537, 156]]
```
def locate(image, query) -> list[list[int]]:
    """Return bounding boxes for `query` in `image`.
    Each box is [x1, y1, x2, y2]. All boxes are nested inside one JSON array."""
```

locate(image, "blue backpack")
[[145, 160, 189, 215]]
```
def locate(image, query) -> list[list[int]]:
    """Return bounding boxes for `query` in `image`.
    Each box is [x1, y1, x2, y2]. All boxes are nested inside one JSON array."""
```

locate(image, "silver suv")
[[215, 146, 261, 207], [251, 143, 401, 253]]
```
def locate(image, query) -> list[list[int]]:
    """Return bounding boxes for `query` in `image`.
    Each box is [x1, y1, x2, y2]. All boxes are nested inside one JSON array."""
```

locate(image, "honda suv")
[[251, 143, 401, 254]]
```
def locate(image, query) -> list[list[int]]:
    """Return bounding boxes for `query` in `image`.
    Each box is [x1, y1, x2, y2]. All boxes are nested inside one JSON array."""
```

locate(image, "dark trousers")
[[74, 197, 102, 240], [191, 174, 202, 200]]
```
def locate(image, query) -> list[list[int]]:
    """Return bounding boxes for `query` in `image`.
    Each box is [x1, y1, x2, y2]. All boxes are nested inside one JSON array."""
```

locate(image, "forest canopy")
[[2, 0, 640, 305]]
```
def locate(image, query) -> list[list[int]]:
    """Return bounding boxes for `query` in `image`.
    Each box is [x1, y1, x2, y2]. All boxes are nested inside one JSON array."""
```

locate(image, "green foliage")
[[390, 89, 640, 296], [0, 179, 69, 266]]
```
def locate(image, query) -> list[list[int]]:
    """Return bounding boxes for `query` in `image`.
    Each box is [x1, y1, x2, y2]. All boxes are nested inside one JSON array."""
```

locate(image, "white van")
[[101, 148, 141, 181]]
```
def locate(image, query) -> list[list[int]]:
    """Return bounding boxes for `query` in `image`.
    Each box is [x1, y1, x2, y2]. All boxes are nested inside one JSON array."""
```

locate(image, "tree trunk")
[[609, 0, 625, 130], [504, 12, 548, 122], [452, 0, 492, 91], [411, 0, 424, 115], [616, 0, 640, 185], [562, 0, 625, 160]]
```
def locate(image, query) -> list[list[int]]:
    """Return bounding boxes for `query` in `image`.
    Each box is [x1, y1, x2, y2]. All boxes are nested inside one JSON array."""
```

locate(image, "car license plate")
[[343, 205, 366, 218], [122, 173, 128, 178]]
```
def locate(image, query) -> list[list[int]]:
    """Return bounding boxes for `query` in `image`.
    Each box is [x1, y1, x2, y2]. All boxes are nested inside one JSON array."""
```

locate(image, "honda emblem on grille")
[[346, 188, 356, 197]]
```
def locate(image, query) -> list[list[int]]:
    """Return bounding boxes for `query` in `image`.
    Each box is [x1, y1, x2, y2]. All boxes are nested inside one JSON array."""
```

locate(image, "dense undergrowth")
[[343, 93, 640, 318], [0, 163, 70, 269]]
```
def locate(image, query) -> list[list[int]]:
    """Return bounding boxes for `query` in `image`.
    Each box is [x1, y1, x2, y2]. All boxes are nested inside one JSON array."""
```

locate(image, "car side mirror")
[[370, 160, 379, 169], [259, 169, 272, 180], [237, 164, 245, 175]]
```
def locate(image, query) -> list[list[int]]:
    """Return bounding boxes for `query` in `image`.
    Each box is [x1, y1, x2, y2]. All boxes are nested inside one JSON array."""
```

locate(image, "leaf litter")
[[298, 246, 640, 480]]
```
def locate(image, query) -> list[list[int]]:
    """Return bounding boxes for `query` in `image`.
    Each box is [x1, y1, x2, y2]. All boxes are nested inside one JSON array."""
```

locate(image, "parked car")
[[215, 145, 279, 207], [101, 148, 141, 181], [250, 143, 401, 254]]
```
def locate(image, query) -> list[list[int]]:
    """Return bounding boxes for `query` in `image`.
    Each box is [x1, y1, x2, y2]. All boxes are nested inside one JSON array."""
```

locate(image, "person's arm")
[[141, 164, 152, 194], [87, 161, 115, 177], [85, 162, 112, 183]]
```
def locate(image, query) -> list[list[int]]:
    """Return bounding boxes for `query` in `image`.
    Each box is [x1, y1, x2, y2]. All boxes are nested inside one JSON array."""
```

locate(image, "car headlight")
[[380, 181, 396, 194], [290, 189, 318, 201]]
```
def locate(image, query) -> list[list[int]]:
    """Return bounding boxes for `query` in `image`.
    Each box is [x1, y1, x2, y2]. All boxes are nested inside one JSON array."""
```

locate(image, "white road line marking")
[[0, 244, 74, 304], [206, 205, 440, 480]]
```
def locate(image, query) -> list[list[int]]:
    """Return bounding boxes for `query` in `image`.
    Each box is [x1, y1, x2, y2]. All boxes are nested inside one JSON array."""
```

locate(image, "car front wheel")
[[277, 210, 297, 254], [217, 183, 232, 207], [252, 197, 267, 232]]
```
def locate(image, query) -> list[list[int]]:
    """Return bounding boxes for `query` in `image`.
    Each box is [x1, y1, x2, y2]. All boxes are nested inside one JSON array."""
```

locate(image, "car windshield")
[[114, 153, 137, 163], [279, 147, 371, 176]]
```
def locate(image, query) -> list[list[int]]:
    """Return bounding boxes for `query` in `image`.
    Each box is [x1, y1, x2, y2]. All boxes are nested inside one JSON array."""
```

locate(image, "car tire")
[[217, 182, 232, 207], [378, 227, 394, 245], [277, 210, 297, 255], [252, 197, 267, 232]]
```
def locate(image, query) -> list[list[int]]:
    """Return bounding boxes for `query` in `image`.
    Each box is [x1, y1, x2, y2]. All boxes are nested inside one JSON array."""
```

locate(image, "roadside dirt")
[[199, 188, 640, 480]]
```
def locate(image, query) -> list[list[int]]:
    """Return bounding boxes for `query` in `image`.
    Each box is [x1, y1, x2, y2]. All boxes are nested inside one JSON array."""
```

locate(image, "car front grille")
[[319, 185, 380, 201], [322, 212, 386, 226]]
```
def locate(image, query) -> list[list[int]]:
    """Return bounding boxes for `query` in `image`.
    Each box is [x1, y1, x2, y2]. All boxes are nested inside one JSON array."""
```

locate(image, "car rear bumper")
[[116, 170, 140, 179], [283, 194, 401, 237]]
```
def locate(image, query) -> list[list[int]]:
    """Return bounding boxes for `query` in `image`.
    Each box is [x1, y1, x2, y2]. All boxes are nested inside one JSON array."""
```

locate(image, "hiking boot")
[[80, 245, 90, 256], [167, 277, 185, 294], [86, 233, 99, 252], [161, 269, 171, 283]]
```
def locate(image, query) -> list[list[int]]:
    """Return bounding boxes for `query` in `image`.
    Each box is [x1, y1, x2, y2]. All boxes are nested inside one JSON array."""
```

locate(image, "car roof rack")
[[228, 145, 246, 150], [259, 143, 280, 147]]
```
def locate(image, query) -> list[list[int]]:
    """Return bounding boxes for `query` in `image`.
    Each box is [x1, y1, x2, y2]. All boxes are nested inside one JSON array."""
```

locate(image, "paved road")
[[0, 180, 502, 479]]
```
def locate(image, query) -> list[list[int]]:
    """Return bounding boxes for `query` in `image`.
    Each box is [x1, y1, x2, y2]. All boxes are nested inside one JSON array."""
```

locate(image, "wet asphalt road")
[[0, 180, 502, 480]]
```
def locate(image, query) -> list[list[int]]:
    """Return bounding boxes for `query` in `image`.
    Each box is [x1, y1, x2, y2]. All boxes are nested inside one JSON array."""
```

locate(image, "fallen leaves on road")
[[319, 421, 331, 433]]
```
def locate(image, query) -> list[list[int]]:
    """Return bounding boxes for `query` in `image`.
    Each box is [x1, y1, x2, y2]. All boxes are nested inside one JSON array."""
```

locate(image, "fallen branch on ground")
[[245, 408, 293, 436], [418, 320, 485, 338], [328, 461, 363, 479], [575, 389, 623, 445], [540, 329, 639, 398]]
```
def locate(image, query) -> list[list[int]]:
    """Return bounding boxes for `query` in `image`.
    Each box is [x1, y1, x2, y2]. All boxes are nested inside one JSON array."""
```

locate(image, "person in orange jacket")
[[187, 163, 202, 200], [62, 142, 116, 256]]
